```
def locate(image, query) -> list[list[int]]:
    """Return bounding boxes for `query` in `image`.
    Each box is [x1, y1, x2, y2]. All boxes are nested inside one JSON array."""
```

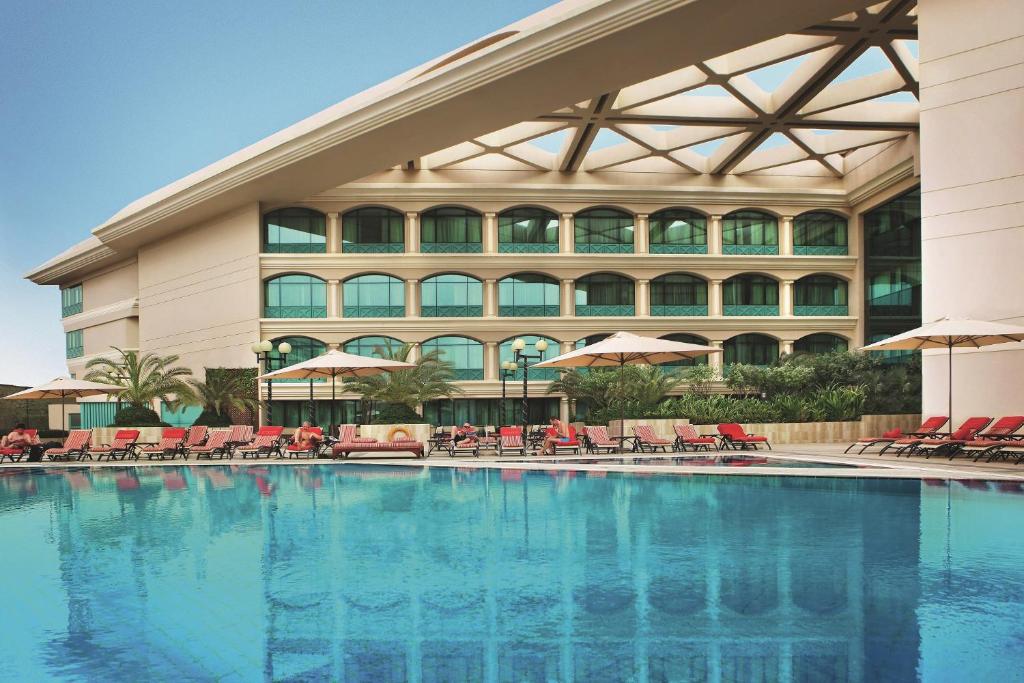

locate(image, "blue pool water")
[[0, 466, 1022, 682]]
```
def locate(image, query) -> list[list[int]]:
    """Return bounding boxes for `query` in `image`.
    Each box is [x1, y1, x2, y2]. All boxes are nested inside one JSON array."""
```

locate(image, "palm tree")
[[345, 343, 460, 412], [190, 370, 258, 419], [548, 365, 681, 420], [84, 347, 197, 410]]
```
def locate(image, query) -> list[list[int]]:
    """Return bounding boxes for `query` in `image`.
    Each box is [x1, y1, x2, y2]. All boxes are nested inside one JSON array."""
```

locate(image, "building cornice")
[[62, 297, 140, 332], [846, 158, 916, 208]]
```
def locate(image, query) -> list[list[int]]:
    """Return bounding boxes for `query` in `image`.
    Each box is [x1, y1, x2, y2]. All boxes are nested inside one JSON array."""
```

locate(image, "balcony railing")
[[650, 305, 709, 316], [498, 305, 560, 317], [794, 305, 848, 316], [343, 305, 405, 318], [498, 243, 559, 253], [723, 304, 779, 316], [574, 243, 634, 254], [62, 302, 83, 317], [262, 243, 327, 254], [421, 305, 483, 317], [576, 304, 636, 317], [723, 244, 779, 255], [421, 242, 482, 254], [451, 369, 484, 381], [649, 244, 708, 254], [794, 245, 847, 255], [263, 306, 328, 318], [342, 243, 405, 254]]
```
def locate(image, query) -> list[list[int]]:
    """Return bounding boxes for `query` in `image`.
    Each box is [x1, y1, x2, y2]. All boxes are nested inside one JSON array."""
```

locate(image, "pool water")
[[517, 455, 855, 468], [1, 466, 1022, 682]]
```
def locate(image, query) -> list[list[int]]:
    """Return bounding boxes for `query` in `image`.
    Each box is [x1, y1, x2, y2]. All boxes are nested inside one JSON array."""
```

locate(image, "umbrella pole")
[[309, 379, 315, 425], [331, 373, 337, 437], [948, 342, 953, 435], [619, 360, 626, 453], [62, 390, 66, 433]]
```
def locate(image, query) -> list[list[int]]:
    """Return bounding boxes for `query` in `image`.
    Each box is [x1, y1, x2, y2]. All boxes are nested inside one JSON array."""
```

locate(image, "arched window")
[[264, 274, 327, 318], [574, 208, 634, 253], [421, 274, 483, 317], [498, 274, 559, 317], [499, 335, 559, 381], [344, 336, 404, 359], [498, 208, 559, 253], [722, 275, 779, 316], [650, 274, 708, 316], [660, 334, 710, 366], [575, 333, 610, 349], [794, 334, 848, 355], [343, 274, 405, 318], [722, 210, 778, 255], [342, 207, 404, 253], [420, 207, 482, 253], [794, 211, 847, 255], [263, 208, 326, 253], [575, 274, 635, 316], [649, 209, 707, 254], [421, 336, 484, 380], [724, 334, 779, 366], [794, 275, 848, 316], [269, 336, 326, 381]]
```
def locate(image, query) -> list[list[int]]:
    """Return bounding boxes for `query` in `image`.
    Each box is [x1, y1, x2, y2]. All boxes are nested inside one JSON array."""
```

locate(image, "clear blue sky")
[[0, 0, 556, 386]]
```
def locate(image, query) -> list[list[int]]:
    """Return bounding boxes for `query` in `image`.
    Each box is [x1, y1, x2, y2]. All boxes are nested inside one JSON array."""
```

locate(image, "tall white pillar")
[[484, 342, 498, 380], [406, 279, 420, 317], [635, 214, 649, 254], [560, 213, 574, 254], [709, 340, 724, 376], [708, 215, 723, 255], [780, 216, 794, 255], [407, 342, 421, 362], [405, 212, 420, 253], [559, 396, 570, 423], [483, 279, 497, 317], [637, 279, 650, 316], [560, 279, 575, 317], [780, 279, 794, 316], [709, 279, 723, 317], [483, 212, 498, 253], [327, 279, 340, 318], [326, 212, 341, 253], [781, 340, 795, 356], [560, 340, 574, 355]]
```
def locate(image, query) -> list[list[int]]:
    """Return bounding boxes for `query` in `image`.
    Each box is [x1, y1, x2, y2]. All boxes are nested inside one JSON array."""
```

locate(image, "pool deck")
[[2, 442, 1022, 480]]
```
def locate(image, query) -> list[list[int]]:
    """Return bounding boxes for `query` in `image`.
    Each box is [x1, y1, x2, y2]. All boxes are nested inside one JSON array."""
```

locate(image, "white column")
[[635, 214, 649, 254], [484, 342, 498, 380], [406, 279, 420, 317], [326, 212, 341, 253], [708, 215, 722, 255], [327, 279, 340, 318], [559, 396, 570, 423], [709, 340, 724, 376], [483, 212, 498, 253], [560, 340, 574, 355], [781, 279, 794, 316], [780, 215, 794, 255], [483, 279, 497, 317], [709, 279, 723, 317], [781, 340, 795, 356], [560, 213, 574, 254], [560, 279, 575, 317], [636, 279, 650, 316], [407, 342, 421, 363], [405, 211, 420, 253]]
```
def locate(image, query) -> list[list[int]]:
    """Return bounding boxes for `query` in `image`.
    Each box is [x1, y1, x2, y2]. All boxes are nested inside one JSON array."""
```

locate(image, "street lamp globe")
[[511, 338, 526, 351], [259, 340, 273, 353], [534, 339, 548, 352], [250, 342, 263, 354], [277, 342, 292, 355]]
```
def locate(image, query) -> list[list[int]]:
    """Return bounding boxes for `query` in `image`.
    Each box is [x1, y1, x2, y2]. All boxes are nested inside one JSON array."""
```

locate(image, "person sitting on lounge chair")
[[453, 422, 478, 446], [5, 423, 42, 461], [542, 417, 570, 455], [291, 421, 323, 451]]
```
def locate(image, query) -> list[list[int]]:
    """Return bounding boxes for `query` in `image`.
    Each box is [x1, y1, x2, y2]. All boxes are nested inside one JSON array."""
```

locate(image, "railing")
[[62, 302, 83, 317], [66, 345, 84, 359], [650, 305, 709, 316], [262, 243, 327, 253], [498, 305, 559, 317], [263, 306, 328, 318], [498, 243, 559, 253], [723, 304, 779, 316], [342, 243, 405, 253], [343, 305, 405, 318], [451, 369, 484, 380], [794, 245, 847, 255], [420, 242, 483, 253], [794, 305, 848, 316], [576, 304, 636, 317], [723, 244, 779, 255], [421, 305, 484, 317], [649, 244, 708, 254], [574, 243, 634, 254]]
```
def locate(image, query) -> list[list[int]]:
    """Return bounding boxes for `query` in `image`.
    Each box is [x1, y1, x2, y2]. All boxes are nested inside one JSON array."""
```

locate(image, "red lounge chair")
[[284, 427, 327, 459], [633, 424, 672, 453], [45, 430, 92, 461], [337, 425, 377, 444], [0, 429, 38, 462], [190, 430, 233, 460], [88, 429, 140, 461], [182, 425, 208, 455], [497, 426, 526, 457], [236, 426, 284, 459], [856, 416, 949, 455], [139, 428, 188, 460], [583, 426, 619, 454], [673, 424, 717, 452], [546, 425, 581, 456], [717, 423, 771, 451], [901, 417, 992, 459], [224, 424, 253, 450], [332, 439, 424, 459], [958, 415, 1024, 462]]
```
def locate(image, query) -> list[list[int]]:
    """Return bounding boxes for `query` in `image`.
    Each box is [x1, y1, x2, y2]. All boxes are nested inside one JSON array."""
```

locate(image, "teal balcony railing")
[[723, 305, 779, 316], [421, 305, 483, 318], [451, 369, 484, 381], [262, 243, 327, 254], [576, 304, 636, 317], [263, 306, 328, 318], [794, 245, 847, 256], [421, 242, 482, 254], [574, 243, 633, 254], [343, 243, 405, 254], [343, 306, 405, 318], [62, 302, 83, 317], [649, 244, 708, 254], [498, 243, 559, 253], [723, 244, 779, 255], [650, 305, 709, 316], [794, 305, 848, 316]]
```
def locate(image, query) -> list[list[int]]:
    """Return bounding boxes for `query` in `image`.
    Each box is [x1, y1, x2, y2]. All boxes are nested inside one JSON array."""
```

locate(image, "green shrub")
[[113, 404, 166, 427], [371, 403, 428, 424], [192, 409, 233, 427]]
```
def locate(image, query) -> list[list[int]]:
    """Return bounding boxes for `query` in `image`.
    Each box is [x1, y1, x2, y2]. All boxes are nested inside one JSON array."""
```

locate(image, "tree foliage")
[[84, 347, 197, 410], [548, 365, 683, 424], [190, 368, 258, 419], [344, 344, 460, 411]]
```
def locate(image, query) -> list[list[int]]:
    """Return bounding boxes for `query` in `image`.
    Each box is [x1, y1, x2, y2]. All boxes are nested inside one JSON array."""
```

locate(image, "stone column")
[[560, 279, 575, 317], [780, 279, 794, 317], [326, 212, 341, 253], [781, 340, 795, 356], [327, 279, 341, 318], [635, 214, 649, 254], [709, 279, 723, 317], [484, 342, 498, 380], [780, 215, 794, 255], [559, 396, 570, 423], [407, 342, 421, 363], [636, 279, 650, 316], [560, 213, 574, 254], [405, 279, 420, 317], [483, 212, 498, 253], [405, 211, 420, 253], [560, 340, 574, 355], [709, 340, 724, 376], [327, 342, 340, 350], [708, 215, 723, 255], [483, 279, 497, 317]]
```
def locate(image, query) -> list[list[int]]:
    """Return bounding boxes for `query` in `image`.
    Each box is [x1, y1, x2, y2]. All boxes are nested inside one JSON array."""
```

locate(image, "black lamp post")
[[499, 361, 517, 427], [510, 337, 548, 437], [252, 340, 291, 426]]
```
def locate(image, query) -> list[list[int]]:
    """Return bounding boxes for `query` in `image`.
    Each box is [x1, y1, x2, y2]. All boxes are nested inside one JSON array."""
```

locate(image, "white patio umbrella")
[[861, 317, 1024, 431], [533, 331, 722, 445], [258, 349, 415, 430], [3, 377, 125, 432]]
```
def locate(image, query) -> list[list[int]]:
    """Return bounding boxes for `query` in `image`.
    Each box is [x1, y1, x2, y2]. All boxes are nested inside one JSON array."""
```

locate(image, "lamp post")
[[499, 361, 517, 427], [252, 340, 291, 426], [510, 338, 548, 437]]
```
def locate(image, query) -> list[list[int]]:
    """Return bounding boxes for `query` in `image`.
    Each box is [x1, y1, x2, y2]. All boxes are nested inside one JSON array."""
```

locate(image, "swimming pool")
[[1, 466, 1021, 681], [511, 454, 857, 468]]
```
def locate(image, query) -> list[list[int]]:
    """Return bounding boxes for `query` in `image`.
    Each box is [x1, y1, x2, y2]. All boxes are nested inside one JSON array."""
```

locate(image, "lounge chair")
[[139, 428, 188, 460], [673, 424, 717, 452], [717, 423, 771, 450], [45, 430, 92, 461], [497, 426, 526, 457], [582, 426, 620, 454], [984, 441, 1024, 465], [338, 424, 376, 444], [543, 425, 581, 456], [190, 429, 233, 459], [0, 429, 38, 462], [952, 415, 1024, 461], [236, 426, 285, 459], [225, 424, 253, 450], [332, 439, 423, 458], [852, 415, 949, 455], [88, 429, 141, 461], [183, 425, 208, 453], [283, 427, 328, 459], [898, 417, 992, 459], [633, 424, 672, 453]]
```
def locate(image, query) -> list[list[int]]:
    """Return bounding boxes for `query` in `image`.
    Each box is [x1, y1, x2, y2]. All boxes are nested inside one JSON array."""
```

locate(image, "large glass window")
[[650, 274, 708, 316], [420, 207, 482, 253], [344, 336, 404, 359], [263, 208, 326, 253], [421, 274, 483, 317], [574, 208, 634, 253], [794, 211, 848, 255], [264, 274, 327, 318], [343, 274, 405, 318], [65, 329, 83, 359], [268, 400, 360, 427], [421, 398, 559, 428], [61, 284, 83, 317], [575, 274, 634, 316], [421, 336, 484, 380], [342, 207, 404, 253], [794, 334, 848, 355], [498, 208, 559, 253], [722, 210, 778, 255], [794, 275, 848, 316], [498, 274, 559, 317], [723, 275, 779, 316], [268, 336, 326, 382], [661, 333, 710, 366], [649, 209, 707, 254], [499, 335, 558, 381], [724, 334, 779, 366]]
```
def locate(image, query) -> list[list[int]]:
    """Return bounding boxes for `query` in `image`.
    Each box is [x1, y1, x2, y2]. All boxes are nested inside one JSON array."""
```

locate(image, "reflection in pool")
[[0, 466, 1021, 681]]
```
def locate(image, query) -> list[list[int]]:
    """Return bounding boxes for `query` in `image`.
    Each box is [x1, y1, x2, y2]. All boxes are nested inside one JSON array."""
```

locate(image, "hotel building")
[[28, 0, 1023, 425]]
